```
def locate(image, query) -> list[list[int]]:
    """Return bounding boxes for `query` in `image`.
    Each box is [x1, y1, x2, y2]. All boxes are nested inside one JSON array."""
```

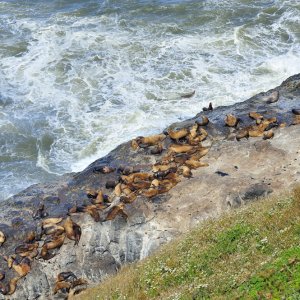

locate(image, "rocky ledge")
[[0, 74, 299, 299]]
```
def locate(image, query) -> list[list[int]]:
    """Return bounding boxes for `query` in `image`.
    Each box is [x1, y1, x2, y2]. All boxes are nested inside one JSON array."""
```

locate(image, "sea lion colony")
[[0, 90, 299, 298]]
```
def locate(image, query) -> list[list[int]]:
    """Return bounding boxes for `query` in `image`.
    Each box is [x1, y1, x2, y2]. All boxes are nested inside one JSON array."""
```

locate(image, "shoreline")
[[0, 74, 299, 298]]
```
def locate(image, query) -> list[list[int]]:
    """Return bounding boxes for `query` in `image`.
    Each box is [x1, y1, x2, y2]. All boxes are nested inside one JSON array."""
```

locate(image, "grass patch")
[[78, 186, 300, 300]]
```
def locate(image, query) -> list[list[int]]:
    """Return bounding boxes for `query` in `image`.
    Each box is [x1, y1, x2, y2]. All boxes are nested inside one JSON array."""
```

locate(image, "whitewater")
[[0, 0, 299, 200]]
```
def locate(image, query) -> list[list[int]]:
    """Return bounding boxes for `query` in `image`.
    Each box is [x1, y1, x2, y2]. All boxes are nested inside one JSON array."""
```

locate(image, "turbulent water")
[[0, 0, 299, 200]]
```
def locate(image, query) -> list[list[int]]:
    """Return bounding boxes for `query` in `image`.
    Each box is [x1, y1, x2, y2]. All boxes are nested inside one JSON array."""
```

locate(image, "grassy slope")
[[79, 187, 300, 300]]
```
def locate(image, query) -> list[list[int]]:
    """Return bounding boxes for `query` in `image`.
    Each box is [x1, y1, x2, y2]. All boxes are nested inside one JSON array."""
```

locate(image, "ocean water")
[[0, 0, 299, 200]]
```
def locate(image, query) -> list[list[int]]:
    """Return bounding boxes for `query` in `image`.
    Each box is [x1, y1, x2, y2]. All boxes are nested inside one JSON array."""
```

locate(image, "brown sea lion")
[[263, 130, 274, 140], [15, 243, 38, 255], [57, 272, 77, 283], [7, 277, 21, 295], [185, 160, 209, 169], [42, 218, 63, 226], [91, 190, 104, 204], [150, 142, 164, 155], [120, 192, 137, 204], [178, 166, 192, 178], [0, 271, 5, 281], [121, 173, 152, 184], [54, 281, 71, 294], [291, 115, 300, 125], [196, 115, 209, 126], [248, 127, 264, 137], [114, 183, 122, 197], [131, 139, 139, 150], [168, 128, 189, 140], [86, 189, 97, 199], [0, 231, 6, 247], [265, 91, 279, 104], [63, 217, 81, 245], [76, 205, 100, 222], [12, 257, 31, 277], [136, 134, 166, 146], [25, 231, 36, 243], [249, 112, 263, 121], [93, 166, 115, 174], [43, 224, 65, 236], [106, 203, 127, 221], [236, 128, 249, 141], [168, 144, 194, 154], [225, 114, 239, 127], [41, 234, 65, 259]]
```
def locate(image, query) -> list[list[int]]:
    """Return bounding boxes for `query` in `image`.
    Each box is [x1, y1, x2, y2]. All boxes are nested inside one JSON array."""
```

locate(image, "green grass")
[[78, 186, 300, 300]]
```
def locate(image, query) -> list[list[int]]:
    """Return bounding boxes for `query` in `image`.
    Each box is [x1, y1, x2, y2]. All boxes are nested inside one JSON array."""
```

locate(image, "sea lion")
[[4, 255, 16, 269], [180, 90, 195, 98], [198, 128, 208, 142], [249, 112, 263, 121], [43, 224, 65, 236], [168, 128, 189, 140], [173, 153, 190, 164], [131, 139, 139, 150], [185, 160, 209, 169], [225, 114, 239, 127], [236, 128, 249, 141], [292, 109, 300, 115], [291, 115, 300, 125], [86, 189, 97, 199], [25, 231, 36, 243], [63, 217, 81, 245], [196, 116, 209, 126], [54, 281, 71, 294], [76, 205, 100, 222], [114, 183, 122, 197], [136, 134, 166, 146], [168, 144, 194, 154], [203, 102, 213, 111], [12, 257, 31, 277], [93, 166, 115, 174], [265, 91, 279, 104], [150, 142, 164, 155], [189, 124, 198, 139], [41, 234, 65, 260], [0, 271, 5, 281], [127, 180, 152, 191], [120, 192, 137, 204], [248, 127, 264, 137], [142, 188, 159, 198], [263, 130, 274, 140], [15, 243, 38, 255], [106, 203, 128, 221], [152, 164, 176, 173], [178, 166, 192, 178], [57, 272, 77, 283], [118, 165, 141, 175], [91, 190, 104, 204], [121, 173, 152, 184], [7, 277, 21, 295], [0, 231, 6, 246], [42, 217, 63, 226]]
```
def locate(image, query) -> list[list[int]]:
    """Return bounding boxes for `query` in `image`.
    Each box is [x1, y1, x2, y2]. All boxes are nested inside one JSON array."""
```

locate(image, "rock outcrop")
[[0, 74, 299, 299]]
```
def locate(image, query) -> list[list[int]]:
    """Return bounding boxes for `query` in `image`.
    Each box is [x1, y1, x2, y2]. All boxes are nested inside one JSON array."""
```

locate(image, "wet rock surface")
[[0, 74, 299, 299]]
